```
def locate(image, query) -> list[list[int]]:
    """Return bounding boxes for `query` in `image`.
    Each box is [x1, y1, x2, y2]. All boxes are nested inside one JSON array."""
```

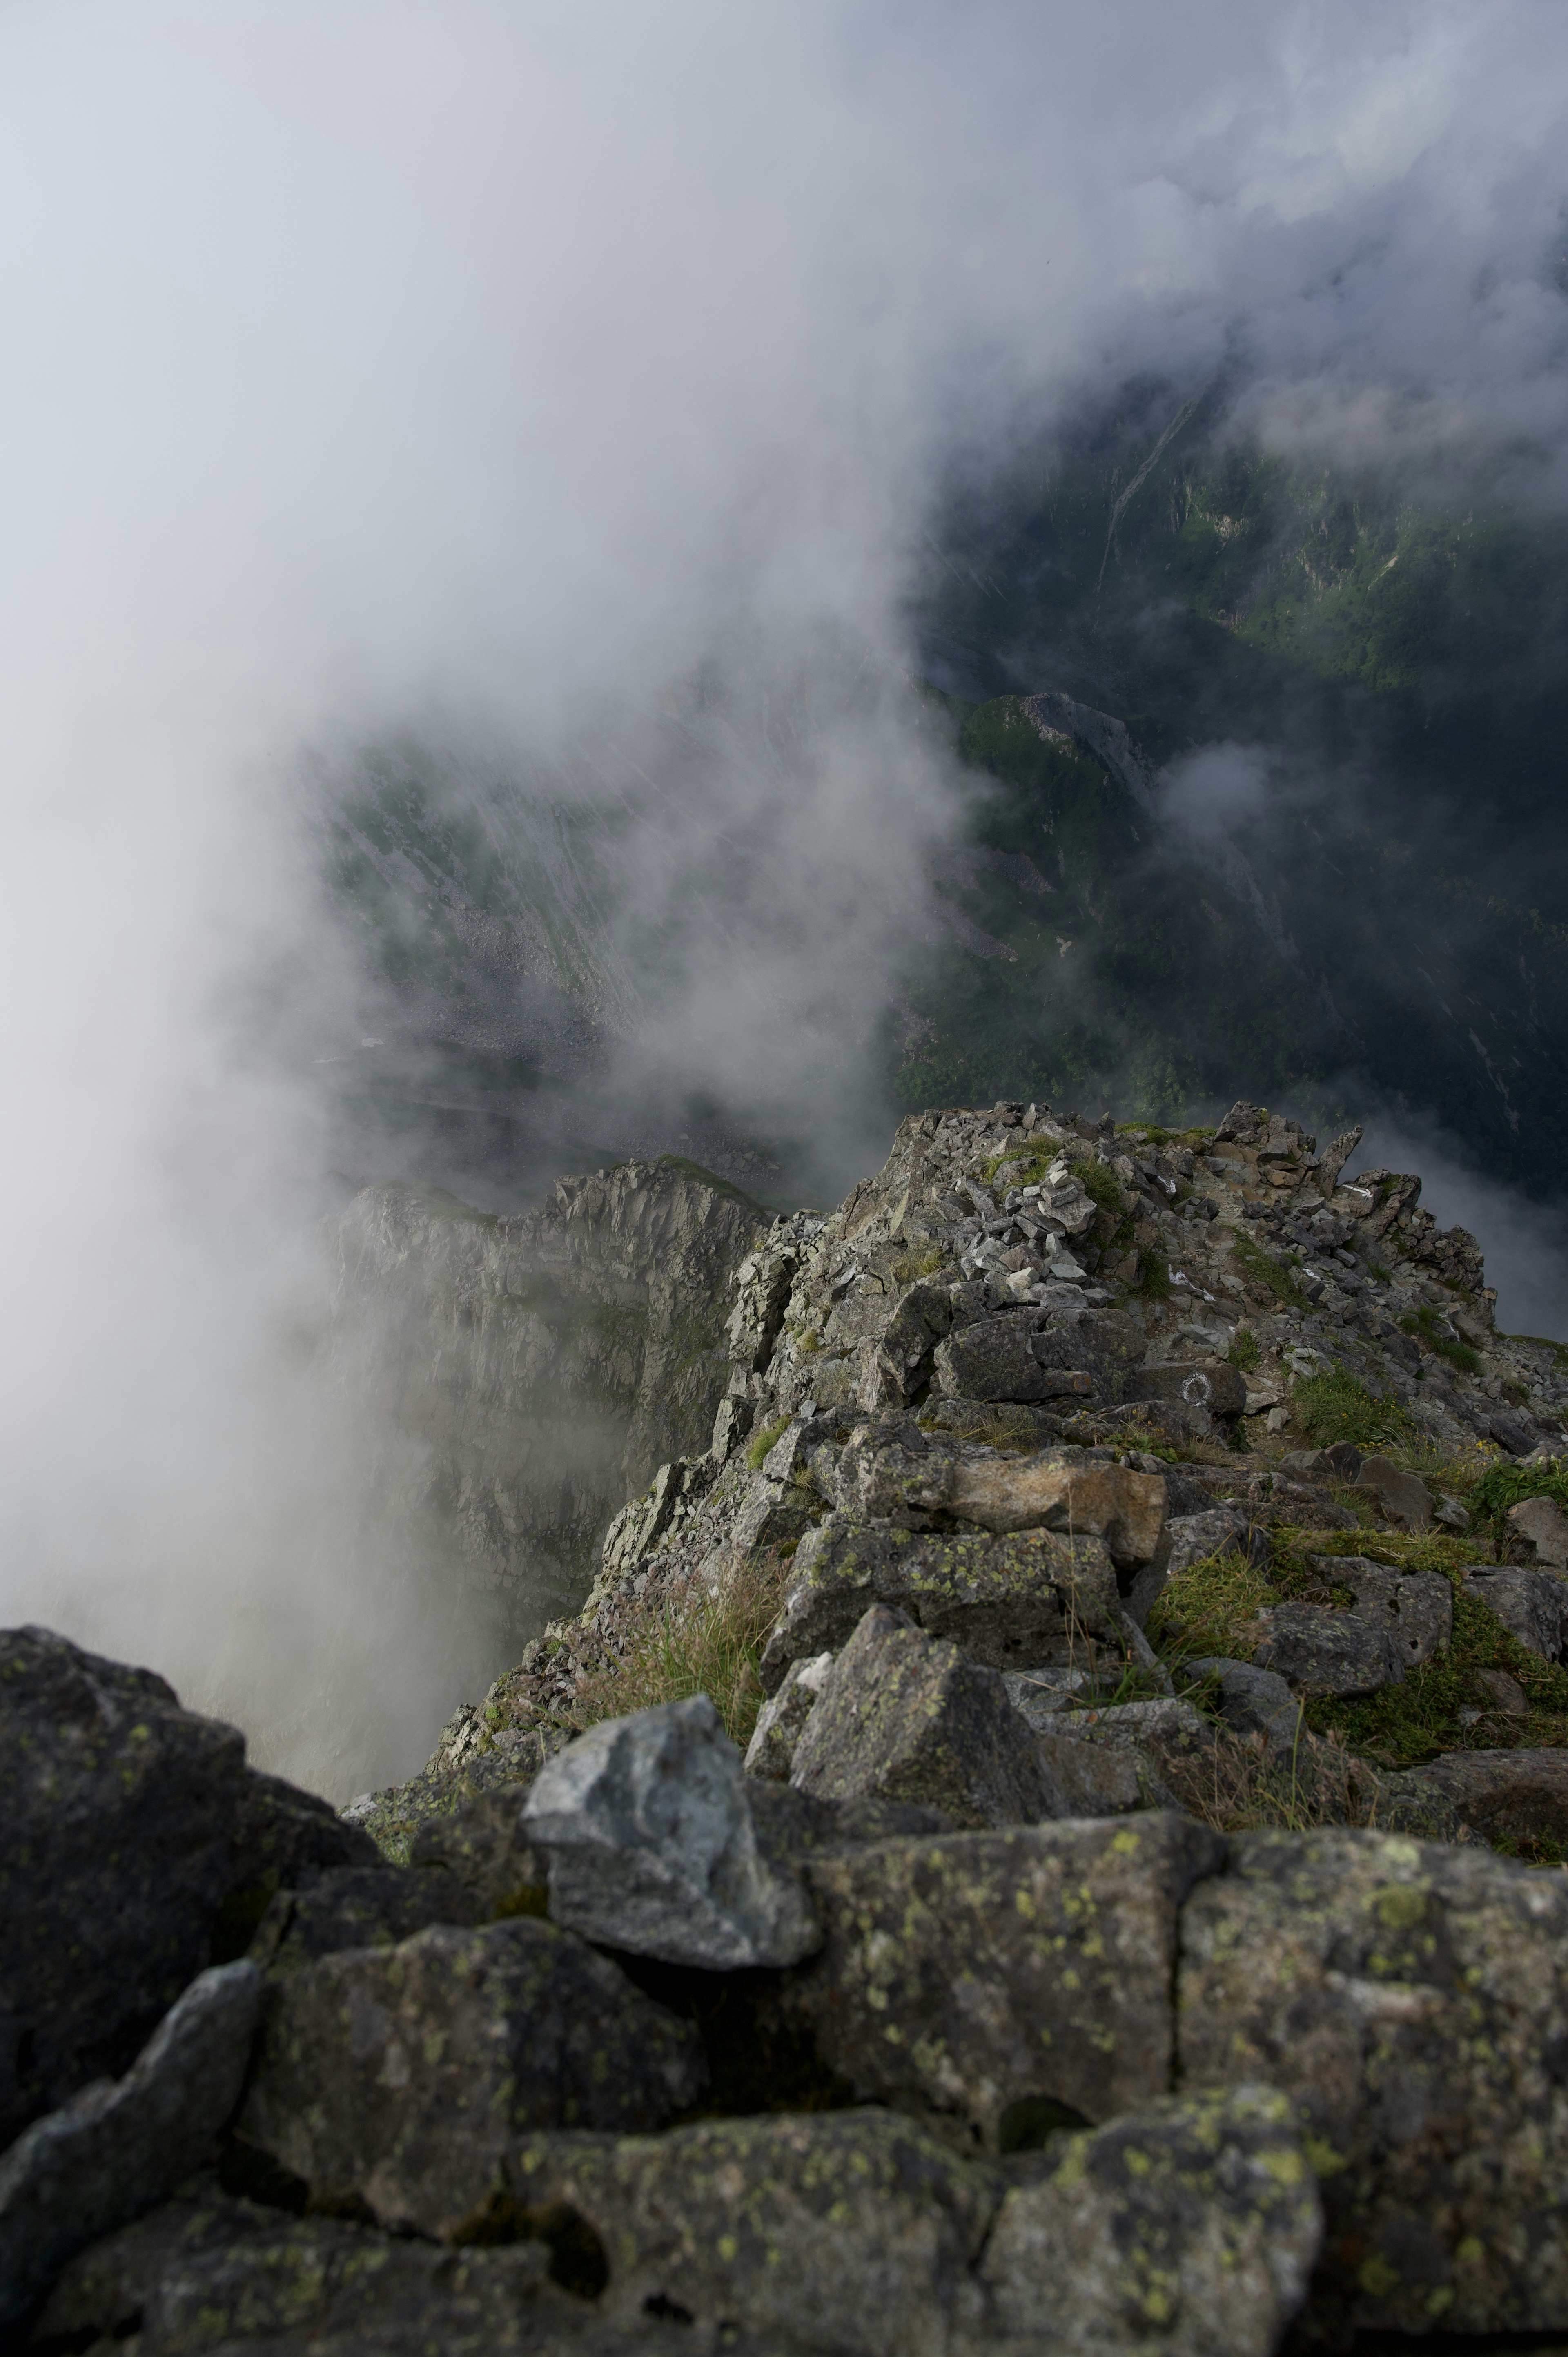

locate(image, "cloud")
[[4, 0, 1568, 1788]]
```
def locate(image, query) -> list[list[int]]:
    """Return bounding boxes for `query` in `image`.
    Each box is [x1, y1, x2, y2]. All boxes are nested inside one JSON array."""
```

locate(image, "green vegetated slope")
[[909, 394, 1568, 1189]]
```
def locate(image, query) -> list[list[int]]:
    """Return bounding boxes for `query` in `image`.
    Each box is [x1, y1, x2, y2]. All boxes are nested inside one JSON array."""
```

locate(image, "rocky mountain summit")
[[10, 1099, 1568, 2352]]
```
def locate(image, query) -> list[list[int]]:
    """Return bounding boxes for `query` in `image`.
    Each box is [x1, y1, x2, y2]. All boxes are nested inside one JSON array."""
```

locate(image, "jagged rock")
[[235, 1918, 706, 2238], [31, 2181, 591, 2357], [1180, 1826, 1568, 2338], [1348, 1452, 1434, 1531], [1178, 1656, 1296, 1733], [0, 1961, 261, 2328], [1462, 1563, 1568, 1660], [249, 1864, 482, 1975], [326, 1162, 773, 1633], [1316, 1554, 1453, 1669], [520, 1695, 820, 1967], [932, 1309, 1090, 1403], [407, 1786, 550, 1918], [0, 1624, 371, 2150], [759, 1516, 1122, 1691], [920, 1396, 1068, 1448], [743, 1651, 832, 1782], [1383, 1748, 1568, 1847], [820, 1433, 1167, 1567], [780, 1814, 1223, 2149], [505, 2110, 998, 2357], [1508, 1492, 1568, 1568], [978, 2086, 1321, 2357], [1491, 1408, 1540, 1455], [1316, 1125, 1364, 1193], [1124, 1357, 1248, 1420], [1280, 1442, 1364, 1483], [788, 1606, 1053, 1830], [1252, 1602, 1406, 1697]]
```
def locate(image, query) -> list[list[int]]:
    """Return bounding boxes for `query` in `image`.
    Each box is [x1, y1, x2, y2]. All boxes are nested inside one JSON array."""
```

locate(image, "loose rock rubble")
[[11, 1095, 1568, 2351]]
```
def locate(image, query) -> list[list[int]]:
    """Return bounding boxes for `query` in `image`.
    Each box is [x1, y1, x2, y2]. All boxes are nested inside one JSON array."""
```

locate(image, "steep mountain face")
[[911, 401, 1568, 1191], [325, 1157, 773, 1643]]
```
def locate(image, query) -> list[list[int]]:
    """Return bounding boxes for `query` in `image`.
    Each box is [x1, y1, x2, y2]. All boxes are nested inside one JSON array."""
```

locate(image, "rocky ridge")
[[11, 1100, 1568, 2350]]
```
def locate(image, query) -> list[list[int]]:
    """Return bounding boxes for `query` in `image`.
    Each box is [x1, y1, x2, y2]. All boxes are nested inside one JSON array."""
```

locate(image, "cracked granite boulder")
[[978, 2085, 1321, 2357], [759, 1515, 1123, 1690], [786, 1605, 1054, 1830], [520, 1694, 820, 1967], [776, 1813, 1223, 2150], [1180, 1825, 1568, 2340], [503, 2110, 998, 2357], [0, 1623, 375, 2151], [235, 1917, 706, 2239]]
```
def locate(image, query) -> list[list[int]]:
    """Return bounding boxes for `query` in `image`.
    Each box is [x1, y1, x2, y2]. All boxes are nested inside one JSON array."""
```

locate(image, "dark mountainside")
[[312, 405, 1568, 1208], [16, 1092, 1568, 2349]]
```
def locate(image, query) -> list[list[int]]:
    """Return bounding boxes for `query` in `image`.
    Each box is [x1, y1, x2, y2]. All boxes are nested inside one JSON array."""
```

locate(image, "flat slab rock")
[[235, 1918, 706, 2239], [788, 1604, 1052, 1830], [775, 1813, 1223, 2150], [1253, 1601, 1407, 1697], [1383, 1747, 1568, 1847], [826, 1426, 1166, 1566], [760, 1515, 1121, 1692], [1180, 1824, 1568, 2339]]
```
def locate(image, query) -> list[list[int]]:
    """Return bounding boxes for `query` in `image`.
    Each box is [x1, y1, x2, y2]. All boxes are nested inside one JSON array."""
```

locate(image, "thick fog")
[[3, 0, 1566, 1791]]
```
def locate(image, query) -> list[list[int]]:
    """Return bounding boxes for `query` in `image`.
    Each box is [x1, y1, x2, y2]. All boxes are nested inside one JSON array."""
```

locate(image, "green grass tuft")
[[1292, 1366, 1416, 1451], [745, 1415, 793, 1472], [1136, 1251, 1172, 1300], [1229, 1229, 1311, 1310], [1398, 1304, 1482, 1376], [1467, 1458, 1568, 1545], [566, 1553, 794, 1755], [1228, 1326, 1261, 1374]]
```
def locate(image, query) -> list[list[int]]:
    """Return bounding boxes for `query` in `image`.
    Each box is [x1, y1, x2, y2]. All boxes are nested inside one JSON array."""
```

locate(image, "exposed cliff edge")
[[325, 1156, 774, 1640]]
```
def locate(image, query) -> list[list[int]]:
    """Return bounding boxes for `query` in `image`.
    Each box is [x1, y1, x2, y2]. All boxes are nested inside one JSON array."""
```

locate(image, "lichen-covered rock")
[[0, 1624, 370, 2149], [1179, 1825, 1568, 2338], [1348, 1452, 1435, 1532], [521, 1694, 820, 1967], [932, 1308, 1089, 1403], [249, 1863, 482, 1975], [742, 1651, 832, 1780], [1033, 1730, 1165, 1816], [0, 1962, 261, 2328], [1461, 1564, 1568, 1661], [759, 1516, 1121, 1692], [1507, 1492, 1568, 1568], [1381, 1747, 1568, 1848], [779, 1814, 1223, 2150], [1177, 1655, 1296, 1734], [978, 2085, 1321, 2356], [1252, 1601, 1406, 1697], [504, 2109, 999, 2357], [788, 1606, 1053, 1830], [235, 1918, 706, 2238], [407, 1784, 550, 1918], [31, 2182, 594, 2357]]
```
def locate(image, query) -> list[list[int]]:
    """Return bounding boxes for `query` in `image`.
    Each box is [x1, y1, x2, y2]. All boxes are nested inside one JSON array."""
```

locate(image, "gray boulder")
[[788, 1605, 1054, 1830], [781, 1814, 1223, 2148], [1506, 1493, 1568, 1569], [978, 2086, 1321, 2357], [1178, 1656, 1296, 1734], [1181, 1826, 1568, 2338], [521, 1694, 820, 1967], [1318, 1555, 1453, 1669], [249, 1863, 481, 1975], [506, 2110, 998, 2357], [1253, 1603, 1406, 1697], [920, 1396, 1068, 1449], [759, 1516, 1122, 1692], [1349, 1452, 1434, 1531], [1383, 1748, 1568, 1848], [1280, 1442, 1364, 1483], [0, 1623, 372, 2149], [0, 1960, 261, 2327], [1033, 1731, 1167, 1817], [1462, 1564, 1568, 1660], [235, 1918, 706, 2238]]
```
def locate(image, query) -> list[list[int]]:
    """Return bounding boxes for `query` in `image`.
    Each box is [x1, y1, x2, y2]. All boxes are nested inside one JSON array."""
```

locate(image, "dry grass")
[[1155, 1717, 1385, 1835], [565, 1550, 795, 1755]]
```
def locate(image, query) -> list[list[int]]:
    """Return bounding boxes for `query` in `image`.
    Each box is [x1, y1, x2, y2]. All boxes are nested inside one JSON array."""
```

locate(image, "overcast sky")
[[2, 0, 1565, 1784]]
